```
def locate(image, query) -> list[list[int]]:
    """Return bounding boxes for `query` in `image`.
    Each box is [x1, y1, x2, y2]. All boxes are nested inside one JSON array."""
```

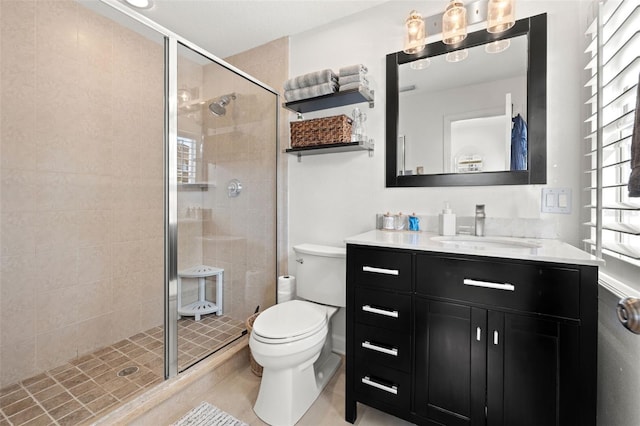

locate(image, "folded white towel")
[[284, 69, 337, 91], [339, 64, 368, 77], [284, 81, 339, 102], [339, 74, 369, 85], [339, 82, 369, 92]]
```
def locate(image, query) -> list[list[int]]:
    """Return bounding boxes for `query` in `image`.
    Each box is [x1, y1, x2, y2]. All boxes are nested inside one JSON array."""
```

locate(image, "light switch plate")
[[541, 188, 571, 214]]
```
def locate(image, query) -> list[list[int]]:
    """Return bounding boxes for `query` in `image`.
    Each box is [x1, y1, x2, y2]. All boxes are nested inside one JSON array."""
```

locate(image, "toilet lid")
[[252, 300, 327, 341]]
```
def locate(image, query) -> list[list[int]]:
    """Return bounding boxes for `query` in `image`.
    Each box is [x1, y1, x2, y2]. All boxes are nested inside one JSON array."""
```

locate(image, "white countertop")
[[344, 230, 604, 267]]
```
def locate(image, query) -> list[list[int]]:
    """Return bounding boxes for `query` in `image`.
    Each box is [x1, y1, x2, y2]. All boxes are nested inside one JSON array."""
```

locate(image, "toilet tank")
[[293, 244, 346, 307]]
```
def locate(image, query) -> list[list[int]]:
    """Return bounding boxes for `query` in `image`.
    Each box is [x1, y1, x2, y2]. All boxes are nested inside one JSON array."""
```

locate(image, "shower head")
[[208, 93, 236, 117]]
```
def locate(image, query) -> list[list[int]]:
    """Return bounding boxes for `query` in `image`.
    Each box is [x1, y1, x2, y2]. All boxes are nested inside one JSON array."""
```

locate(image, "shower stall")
[[0, 0, 278, 423]]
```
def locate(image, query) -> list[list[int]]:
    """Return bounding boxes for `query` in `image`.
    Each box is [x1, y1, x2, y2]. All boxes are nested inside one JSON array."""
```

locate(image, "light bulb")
[[443, 1, 467, 45], [404, 10, 426, 54]]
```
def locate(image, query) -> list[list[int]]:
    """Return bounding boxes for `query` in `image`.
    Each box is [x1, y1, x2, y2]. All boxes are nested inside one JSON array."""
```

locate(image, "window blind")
[[177, 136, 197, 184], [584, 1, 640, 266]]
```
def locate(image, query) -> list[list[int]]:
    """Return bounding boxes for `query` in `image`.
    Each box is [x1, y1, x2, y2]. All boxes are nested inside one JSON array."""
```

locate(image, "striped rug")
[[173, 402, 248, 426]]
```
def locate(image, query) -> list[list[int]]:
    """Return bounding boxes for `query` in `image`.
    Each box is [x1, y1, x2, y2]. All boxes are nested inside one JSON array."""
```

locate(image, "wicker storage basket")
[[290, 114, 353, 148], [246, 312, 263, 377]]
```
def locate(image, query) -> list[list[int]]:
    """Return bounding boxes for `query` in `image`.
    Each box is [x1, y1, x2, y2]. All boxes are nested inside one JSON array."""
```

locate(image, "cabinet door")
[[487, 312, 580, 426], [415, 298, 487, 426]]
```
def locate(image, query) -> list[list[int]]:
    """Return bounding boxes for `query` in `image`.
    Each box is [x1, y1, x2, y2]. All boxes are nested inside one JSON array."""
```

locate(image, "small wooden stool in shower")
[[177, 265, 224, 321]]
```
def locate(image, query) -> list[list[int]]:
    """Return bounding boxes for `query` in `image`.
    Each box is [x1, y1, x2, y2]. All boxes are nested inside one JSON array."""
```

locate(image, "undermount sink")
[[431, 235, 542, 250]]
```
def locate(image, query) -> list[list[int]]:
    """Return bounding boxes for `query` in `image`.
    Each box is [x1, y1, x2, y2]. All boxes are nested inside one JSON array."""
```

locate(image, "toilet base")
[[253, 350, 341, 426]]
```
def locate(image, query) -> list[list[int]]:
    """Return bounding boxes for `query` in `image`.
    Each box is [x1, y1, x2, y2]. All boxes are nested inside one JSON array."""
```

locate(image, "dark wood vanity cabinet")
[[345, 245, 598, 426]]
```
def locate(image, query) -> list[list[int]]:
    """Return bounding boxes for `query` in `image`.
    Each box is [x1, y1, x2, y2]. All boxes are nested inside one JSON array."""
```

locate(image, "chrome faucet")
[[475, 204, 486, 237]]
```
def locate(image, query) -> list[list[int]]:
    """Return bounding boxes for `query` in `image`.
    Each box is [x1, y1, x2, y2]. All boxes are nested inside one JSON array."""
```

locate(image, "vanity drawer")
[[355, 361, 411, 412], [355, 287, 411, 331], [354, 323, 411, 372], [416, 255, 580, 319], [351, 246, 412, 292]]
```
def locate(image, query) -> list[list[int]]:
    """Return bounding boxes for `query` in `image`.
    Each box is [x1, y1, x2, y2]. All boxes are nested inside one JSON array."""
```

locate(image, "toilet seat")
[[252, 300, 327, 344]]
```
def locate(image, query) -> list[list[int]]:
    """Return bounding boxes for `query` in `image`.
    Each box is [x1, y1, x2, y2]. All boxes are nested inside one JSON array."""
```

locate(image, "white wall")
[[286, 0, 587, 356], [287, 1, 586, 256]]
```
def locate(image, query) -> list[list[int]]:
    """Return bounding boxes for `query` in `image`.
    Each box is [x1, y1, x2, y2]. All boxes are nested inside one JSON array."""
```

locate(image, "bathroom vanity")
[[344, 230, 602, 426]]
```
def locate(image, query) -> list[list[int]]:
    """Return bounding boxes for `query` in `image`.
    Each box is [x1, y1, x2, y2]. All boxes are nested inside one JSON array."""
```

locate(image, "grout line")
[[2, 314, 246, 425]]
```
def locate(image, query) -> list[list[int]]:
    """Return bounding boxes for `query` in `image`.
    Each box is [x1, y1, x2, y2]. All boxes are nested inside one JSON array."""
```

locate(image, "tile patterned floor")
[[0, 314, 245, 426], [166, 358, 417, 426]]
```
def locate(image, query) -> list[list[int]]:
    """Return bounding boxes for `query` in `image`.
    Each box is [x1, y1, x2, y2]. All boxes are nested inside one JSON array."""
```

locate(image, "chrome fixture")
[[227, 178, 243, 198], [475, 204, 486, 236], [208, 93, 236, 117], [617, 297, 640, 335], [403, 0, 515, 52]]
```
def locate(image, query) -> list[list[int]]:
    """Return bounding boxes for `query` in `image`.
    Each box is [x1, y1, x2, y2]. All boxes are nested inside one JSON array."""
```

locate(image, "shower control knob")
[[227, 179, 243, 198]]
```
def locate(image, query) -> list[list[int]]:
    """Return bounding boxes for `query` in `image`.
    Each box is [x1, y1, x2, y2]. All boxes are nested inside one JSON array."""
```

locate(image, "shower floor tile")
[[0, 314, 244, 426]]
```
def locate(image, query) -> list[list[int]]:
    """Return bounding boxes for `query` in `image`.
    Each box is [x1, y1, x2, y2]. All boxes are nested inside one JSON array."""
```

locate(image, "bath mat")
[[172, 401, 248, 426]]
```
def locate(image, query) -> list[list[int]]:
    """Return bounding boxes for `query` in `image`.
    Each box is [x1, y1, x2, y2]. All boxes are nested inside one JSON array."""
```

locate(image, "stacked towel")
[[338, 64, 369, 92], [283, 69, 338, 102], [628, 72, 640, 197]]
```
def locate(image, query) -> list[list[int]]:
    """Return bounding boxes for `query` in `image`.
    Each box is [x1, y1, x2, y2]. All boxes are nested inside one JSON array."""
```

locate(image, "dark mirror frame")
[[386, 13, 547, 187]]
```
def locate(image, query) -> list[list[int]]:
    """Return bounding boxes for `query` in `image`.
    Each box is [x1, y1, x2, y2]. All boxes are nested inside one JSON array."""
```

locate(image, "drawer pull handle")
[[362, 266, 399, 276], [476, 327, 482, 341], [494, 330, 499, 345], [361, 376, 398, 395], [463, 278, 515, 292], [362, 341, 399, 357], [362, 305, 399, 318]]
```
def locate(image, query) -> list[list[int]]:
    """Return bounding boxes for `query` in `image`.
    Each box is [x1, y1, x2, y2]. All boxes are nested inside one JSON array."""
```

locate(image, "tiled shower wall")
[[225, 38, 290, 284], [196, 38, 287, 321], [175, 38, 286, 320], [0, 0, 164, 387]]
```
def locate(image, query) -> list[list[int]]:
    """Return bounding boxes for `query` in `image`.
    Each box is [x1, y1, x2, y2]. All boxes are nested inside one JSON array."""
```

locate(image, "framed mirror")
[[386, 14, 546, 187]]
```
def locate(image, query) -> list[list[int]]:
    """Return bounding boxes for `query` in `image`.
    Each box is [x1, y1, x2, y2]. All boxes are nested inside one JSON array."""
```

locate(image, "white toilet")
[[249, 243, 346, 426]]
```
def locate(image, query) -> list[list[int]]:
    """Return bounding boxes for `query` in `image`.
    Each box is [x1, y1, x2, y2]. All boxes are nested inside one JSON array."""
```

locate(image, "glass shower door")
[[174, 43, 277, 372]]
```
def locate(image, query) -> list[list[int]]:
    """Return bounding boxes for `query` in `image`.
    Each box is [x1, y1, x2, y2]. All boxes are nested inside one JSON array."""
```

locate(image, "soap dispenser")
[[439, 203, 456, 236]]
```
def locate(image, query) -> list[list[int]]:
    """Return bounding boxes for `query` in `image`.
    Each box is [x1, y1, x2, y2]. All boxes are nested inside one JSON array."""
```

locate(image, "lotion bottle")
[[439, 203, 456, 236]]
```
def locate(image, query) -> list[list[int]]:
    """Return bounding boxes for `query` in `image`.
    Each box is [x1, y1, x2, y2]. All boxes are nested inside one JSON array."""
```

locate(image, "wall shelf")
[[282, 87, 374, 113], [178, 182, 211, 190], [285, 139, 374, 161]]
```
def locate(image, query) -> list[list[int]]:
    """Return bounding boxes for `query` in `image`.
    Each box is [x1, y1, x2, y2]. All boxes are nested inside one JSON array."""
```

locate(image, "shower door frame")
[[98, 0, 280, 380]]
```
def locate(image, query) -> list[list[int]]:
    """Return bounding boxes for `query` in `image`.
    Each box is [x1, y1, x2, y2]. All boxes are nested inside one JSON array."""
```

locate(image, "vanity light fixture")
[[442, 0, 467, 45], [123, 0, 154, 9], [402, 0, 516, 52], [487, 0, 515, 33], [403, 10, 426, 54]]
